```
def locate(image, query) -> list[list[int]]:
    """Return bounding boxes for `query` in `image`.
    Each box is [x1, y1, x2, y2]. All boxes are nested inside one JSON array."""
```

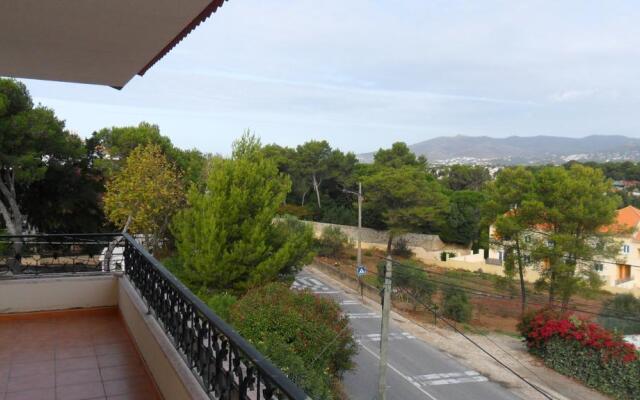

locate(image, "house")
[[488, 205, 640, 294]]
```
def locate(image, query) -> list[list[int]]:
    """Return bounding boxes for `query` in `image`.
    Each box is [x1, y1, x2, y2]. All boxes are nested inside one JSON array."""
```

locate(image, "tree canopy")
[[0, 78, 84, 235], [171, 133, 315, 292], [104, 144, 184, 250]]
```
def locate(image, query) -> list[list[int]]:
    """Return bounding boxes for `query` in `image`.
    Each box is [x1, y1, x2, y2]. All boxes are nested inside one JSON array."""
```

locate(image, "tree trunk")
[[548, 268, 556, 304], [312, 173, 322, 209], [386, 233, 394, 255], [514, 238, 527, 315], [0, 169, 24, 274]]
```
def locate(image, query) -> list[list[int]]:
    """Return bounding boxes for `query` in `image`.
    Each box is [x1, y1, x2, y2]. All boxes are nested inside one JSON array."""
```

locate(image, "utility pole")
[[356, 182, 362, 270], [378, 255, 392, 400], [343, 183, 364, 297]]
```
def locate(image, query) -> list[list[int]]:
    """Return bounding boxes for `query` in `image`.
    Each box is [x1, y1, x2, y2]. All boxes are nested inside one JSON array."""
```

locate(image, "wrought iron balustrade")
[[122, 233, 309, 400], [0, 233, 123, 275]]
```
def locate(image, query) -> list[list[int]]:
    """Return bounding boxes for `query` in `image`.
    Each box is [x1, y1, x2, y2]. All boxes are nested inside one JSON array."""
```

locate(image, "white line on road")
[[358, 343, 440, 400], [346, 312, 380, 319], [412, 371, 489, 386]]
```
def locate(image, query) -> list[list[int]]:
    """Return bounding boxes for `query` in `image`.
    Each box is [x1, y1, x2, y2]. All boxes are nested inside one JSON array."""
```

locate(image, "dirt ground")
[[320, 247, 612, 335]]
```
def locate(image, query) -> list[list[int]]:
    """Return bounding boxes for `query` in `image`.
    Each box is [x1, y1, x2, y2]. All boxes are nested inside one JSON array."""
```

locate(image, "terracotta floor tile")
[[4, 388, 55, 400], [10, 349, 54, 364], [10, 360, 54, 378], [102, 376, 153, 397], [7, 372, 54, 392], [56, 345, 95, 360], [107, 392, 157, 400], [93, 343, 134, 357], [56, 368, 102, 386], [97, 353, 140, 369], [56, 356, 99, 372], [99, 365, 144, 382], [56, 381, 105, 400], [0, 310, 160, 400]]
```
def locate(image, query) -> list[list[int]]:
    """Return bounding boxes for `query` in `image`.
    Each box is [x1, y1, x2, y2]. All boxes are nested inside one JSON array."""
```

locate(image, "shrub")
[[316, 226, 351, 257], [204, 292, 237, 322], [519, 308, 639, 400], [394, 262, 437, 310], [230, 283, 357, 399], [440, 251, 447, 261], [597, 293, 640, 335], [391, 237, 414, 257], [364, 250, 373, 257], [442, 287, 472, 322]]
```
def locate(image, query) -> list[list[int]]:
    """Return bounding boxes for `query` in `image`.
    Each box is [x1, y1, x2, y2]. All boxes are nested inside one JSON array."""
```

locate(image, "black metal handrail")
[[0, 233, 122, 275], [122, 233, 309, 400]]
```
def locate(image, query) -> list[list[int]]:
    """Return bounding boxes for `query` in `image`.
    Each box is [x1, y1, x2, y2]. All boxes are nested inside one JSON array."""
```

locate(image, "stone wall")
[[306, 221, 447, 252]]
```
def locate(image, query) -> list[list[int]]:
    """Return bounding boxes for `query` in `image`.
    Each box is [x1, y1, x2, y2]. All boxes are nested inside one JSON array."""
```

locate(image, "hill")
[[359, 135, 640, 165]]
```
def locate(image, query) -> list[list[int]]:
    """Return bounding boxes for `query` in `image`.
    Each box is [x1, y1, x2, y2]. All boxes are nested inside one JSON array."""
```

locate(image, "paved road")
[[293, 269, 520, 400]]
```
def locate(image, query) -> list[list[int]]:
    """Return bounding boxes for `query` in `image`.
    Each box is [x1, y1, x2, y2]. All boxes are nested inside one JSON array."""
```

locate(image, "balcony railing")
[[0, 233, 309, 400]]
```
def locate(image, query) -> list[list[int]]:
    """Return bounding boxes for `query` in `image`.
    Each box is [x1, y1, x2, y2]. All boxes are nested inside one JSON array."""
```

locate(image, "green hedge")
[[536, 338, 640, 400]]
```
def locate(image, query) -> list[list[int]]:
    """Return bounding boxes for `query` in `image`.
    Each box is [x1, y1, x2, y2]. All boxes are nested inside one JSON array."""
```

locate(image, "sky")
[[19, 0, 640, 155]]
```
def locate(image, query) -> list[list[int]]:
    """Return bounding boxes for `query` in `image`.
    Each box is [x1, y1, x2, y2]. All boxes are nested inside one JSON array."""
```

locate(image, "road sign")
[[356, 265, 366, 276]]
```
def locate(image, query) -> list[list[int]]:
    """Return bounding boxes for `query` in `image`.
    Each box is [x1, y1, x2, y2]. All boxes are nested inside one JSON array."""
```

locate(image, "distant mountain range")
[[359, 135, 640, 165]]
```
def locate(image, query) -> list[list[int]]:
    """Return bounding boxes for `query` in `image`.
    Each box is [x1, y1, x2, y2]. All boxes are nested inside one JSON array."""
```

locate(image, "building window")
[[622, 244, 630, 254], [547, 240, 555, 248], [594, 263, 604, 272], [498, 251, 503, 261], [524, 235, 531, 243]]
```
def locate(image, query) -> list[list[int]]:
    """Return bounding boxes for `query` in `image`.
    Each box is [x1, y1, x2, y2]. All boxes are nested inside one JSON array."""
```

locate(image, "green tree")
[[373, 142, 427, 169], [440, 190, 486, 245], [0, 79, 84, 238], [438, 164, 491, 191], [89, 122, 207, 185], [294, 140, 357, 209], [484, 167, 536, 314], [394, 263, 437, 311], [104, 144, 184, 251], [361, 165, 448, 253], [171, 133, 315, 292], [442, 286, 473, 323], [528, 165, 620, 306]]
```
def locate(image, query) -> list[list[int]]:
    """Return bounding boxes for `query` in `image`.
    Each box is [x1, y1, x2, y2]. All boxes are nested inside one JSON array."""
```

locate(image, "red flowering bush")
[[519, 308, 637, 363], [519, 308, 640, 400]]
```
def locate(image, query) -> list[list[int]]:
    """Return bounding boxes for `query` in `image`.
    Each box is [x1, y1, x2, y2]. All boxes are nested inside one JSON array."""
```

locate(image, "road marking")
[[412, 371, 488, 386], [346, 312, 380, 319], [292, 277, 339, 294], [340, 300, 360, 305], [358, 343, 439, 400], [359, 332, 415, 342]]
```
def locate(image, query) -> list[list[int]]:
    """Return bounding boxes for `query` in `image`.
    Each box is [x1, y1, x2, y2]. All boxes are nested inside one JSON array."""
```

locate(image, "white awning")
[[0, 0, 226, 88]]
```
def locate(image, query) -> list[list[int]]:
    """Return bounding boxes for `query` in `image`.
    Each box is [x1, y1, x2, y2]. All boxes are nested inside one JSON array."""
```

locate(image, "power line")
[[394, 285, 555, 400]]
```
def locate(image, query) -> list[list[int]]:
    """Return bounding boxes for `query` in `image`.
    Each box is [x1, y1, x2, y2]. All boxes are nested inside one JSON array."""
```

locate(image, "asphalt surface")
[[293, 269, 520, 400]]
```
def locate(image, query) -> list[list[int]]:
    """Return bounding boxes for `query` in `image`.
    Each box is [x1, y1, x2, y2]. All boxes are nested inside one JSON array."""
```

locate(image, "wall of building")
[[306, 221, 449, 252], [0, 274, 117, 313]]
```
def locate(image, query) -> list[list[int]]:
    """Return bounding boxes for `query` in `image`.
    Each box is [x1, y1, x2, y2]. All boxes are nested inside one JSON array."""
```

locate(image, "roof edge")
[[137, 0, 226, 77]]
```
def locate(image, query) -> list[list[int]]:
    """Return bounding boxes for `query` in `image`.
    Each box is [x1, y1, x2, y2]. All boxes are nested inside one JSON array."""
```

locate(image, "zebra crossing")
[[358, 332, 415, 342], [291, 276, 340, 294], [409, 370, 488, 387]]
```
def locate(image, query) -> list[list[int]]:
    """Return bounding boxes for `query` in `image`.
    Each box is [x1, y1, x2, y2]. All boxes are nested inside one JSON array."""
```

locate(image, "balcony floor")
[[0, 307, 160, 400]]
